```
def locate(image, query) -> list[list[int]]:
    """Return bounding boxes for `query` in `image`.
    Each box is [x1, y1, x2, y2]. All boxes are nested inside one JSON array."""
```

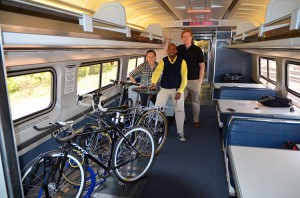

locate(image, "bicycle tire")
[[137, 110, 168, 154], [22, 151, 86, 198], [74, 125, 111, 185], [112, 126, 155, 183]]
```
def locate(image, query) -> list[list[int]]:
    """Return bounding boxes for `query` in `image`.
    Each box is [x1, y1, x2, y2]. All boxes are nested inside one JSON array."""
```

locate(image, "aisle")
[[137, 104, 228, 198]]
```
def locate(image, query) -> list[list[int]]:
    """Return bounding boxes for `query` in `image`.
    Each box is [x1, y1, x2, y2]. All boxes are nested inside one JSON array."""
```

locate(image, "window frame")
[[259, 57, 277, 85], [127, 56, 145, 75], [285, 61, 300, 98], [7, 68, 57, 124], [78, 59, 120, 94], [100, 60, 120, 89]]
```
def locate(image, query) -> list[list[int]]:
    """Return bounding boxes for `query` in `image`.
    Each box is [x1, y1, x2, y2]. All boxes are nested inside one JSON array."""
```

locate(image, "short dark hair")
[[146, 50, 156, 56], [168, 43, 177, 48]]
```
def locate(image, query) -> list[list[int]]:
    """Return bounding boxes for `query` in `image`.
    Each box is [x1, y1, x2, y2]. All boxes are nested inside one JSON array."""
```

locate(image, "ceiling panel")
[[227, 0, 269, 25], [30, 0, 270, 29]]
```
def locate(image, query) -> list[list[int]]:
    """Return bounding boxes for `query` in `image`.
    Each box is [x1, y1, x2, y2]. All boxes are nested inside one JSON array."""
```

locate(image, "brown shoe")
[[194, 122, 200, 128]]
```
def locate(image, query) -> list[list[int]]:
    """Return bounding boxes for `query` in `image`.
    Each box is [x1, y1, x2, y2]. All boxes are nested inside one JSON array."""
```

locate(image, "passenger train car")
[[1, 0, 300, 197]]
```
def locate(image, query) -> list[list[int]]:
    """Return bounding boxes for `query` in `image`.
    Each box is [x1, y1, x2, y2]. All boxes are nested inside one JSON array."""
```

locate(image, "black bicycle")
[[22, 120, 155, 198], [78, 87, 168, 154]]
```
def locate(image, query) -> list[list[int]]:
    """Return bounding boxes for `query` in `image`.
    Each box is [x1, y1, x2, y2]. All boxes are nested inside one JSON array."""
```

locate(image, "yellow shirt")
[[151, 56, 187, 93]]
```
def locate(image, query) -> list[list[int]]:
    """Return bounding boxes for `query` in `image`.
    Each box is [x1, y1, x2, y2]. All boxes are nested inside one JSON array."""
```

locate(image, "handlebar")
[[110, 79, 140, 86], [77, 91, 108, 112], [33, 121, 76, 142]]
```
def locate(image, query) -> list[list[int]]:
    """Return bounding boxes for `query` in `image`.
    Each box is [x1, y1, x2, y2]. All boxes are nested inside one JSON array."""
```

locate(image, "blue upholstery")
[[222, 113, 300, 143], [218, 87, 276, 100], [225, 116, 300, 148], [223, 115, 300, 196]]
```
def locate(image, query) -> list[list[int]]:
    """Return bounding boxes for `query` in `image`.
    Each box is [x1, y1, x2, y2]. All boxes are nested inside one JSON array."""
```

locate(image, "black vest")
[[161, 56, 182, 89]]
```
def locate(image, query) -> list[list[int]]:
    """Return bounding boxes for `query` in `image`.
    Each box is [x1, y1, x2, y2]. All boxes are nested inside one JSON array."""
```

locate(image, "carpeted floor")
[[137, 104, 229, 198], [91, 84, 229, 198]]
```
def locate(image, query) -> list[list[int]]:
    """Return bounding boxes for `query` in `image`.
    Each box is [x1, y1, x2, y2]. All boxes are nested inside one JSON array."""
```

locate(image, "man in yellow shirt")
[[150, 43, 188, 142]]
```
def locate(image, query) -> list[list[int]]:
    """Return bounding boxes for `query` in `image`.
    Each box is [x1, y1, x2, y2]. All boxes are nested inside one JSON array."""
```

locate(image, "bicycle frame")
[[61, 126, 140, 174], [29, 120, 149, 198]]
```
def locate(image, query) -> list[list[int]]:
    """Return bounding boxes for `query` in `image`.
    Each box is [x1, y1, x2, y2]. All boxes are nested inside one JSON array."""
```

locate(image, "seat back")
[[225, 116, 300, 148], [218, 87, 276, 100]]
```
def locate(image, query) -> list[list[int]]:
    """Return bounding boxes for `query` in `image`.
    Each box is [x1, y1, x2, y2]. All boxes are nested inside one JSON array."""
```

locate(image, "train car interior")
[[1, 0, 300, 197]]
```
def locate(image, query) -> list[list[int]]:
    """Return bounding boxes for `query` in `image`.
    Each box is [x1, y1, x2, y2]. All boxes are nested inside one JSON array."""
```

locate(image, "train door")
[[193, 34, 213, 83], [193, 33, 214, 104]]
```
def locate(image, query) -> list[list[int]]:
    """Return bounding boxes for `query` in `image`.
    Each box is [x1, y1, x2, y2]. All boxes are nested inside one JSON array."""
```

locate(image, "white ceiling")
[[32, 0, 269, 28]]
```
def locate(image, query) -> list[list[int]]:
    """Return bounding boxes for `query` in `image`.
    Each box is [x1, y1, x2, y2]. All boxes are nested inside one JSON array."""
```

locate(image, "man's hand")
[[175, 92, 181, 100], [149, 84, 156, 90]]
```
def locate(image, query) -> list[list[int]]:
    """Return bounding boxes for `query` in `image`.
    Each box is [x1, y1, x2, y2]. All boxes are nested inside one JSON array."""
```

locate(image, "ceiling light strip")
[[238, 8, 264, 11], [9, 0, 80, 17], [241, 4, 267, 7], [127, 2, 152, 7], [40, 0, 94, 13], [222, 0, 239, 19], [154, 0, 180, 20]]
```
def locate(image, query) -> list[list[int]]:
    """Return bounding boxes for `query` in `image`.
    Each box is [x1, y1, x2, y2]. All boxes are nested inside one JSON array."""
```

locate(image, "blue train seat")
[[218, 87, 276, 100], [225, 116, 300, 148], [223, 115, 300, 196]]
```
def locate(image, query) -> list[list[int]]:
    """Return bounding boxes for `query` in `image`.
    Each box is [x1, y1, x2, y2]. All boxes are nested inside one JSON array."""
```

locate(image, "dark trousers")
[[140, 93, 157, 107]]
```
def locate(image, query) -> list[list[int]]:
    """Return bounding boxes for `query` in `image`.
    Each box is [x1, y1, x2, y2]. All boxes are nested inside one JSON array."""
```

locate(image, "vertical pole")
[[0, 28, 24, 197]]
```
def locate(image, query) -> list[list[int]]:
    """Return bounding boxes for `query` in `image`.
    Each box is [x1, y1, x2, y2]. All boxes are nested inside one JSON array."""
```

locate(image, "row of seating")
[[216, 86, 277, 127], [223, 114, 300, 195], [224, 115, 300, 148], [214, 85, 300, 196]]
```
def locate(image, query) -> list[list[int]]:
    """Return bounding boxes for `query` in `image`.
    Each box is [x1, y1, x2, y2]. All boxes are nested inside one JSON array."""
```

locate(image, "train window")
[[259, 57, 276, 88], [77, 64, 101, 95], [77, 60, 120, 95], [137, 57, 145, 66], [127, 58, 137, 76], [127, 56, 145, 76], [7, 71, 54, 120], [101, 61, 119, 87], [286, 62, 300, 106]]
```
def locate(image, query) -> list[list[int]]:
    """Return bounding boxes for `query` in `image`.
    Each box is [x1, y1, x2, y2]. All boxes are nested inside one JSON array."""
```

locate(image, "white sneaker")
[[178, 133, 186, 142]]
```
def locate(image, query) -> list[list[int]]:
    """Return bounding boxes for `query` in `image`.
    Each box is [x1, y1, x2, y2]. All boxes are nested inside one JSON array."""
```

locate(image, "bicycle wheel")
[[137, 110, 168, 154], [113, 126, 155, 183], [87, 130, 112, 177], [74, 125, 111, 184], [22, 151, 86, 198]]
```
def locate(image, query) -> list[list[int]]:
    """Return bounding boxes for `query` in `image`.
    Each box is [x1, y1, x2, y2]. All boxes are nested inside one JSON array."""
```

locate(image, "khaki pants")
[[155, 88, 185, 135], [184, 80, 201, 122]]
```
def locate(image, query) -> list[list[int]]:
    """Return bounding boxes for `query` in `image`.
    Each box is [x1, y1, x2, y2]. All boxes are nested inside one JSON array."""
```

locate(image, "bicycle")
[[77, 89, 168, 154], [107, 79, 140, 106], [22, 120, 155, 198]]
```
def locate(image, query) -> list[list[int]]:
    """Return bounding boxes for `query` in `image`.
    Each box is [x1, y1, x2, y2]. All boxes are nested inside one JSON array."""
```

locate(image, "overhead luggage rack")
[[228, 8, 300, 49], [0, 0, 164, 50]]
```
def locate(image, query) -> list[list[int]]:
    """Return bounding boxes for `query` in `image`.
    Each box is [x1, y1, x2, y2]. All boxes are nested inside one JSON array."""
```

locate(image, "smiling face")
[[146, 51, 156, 65], [167, 43, 177, 58], [182, 31, 193, 46]]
